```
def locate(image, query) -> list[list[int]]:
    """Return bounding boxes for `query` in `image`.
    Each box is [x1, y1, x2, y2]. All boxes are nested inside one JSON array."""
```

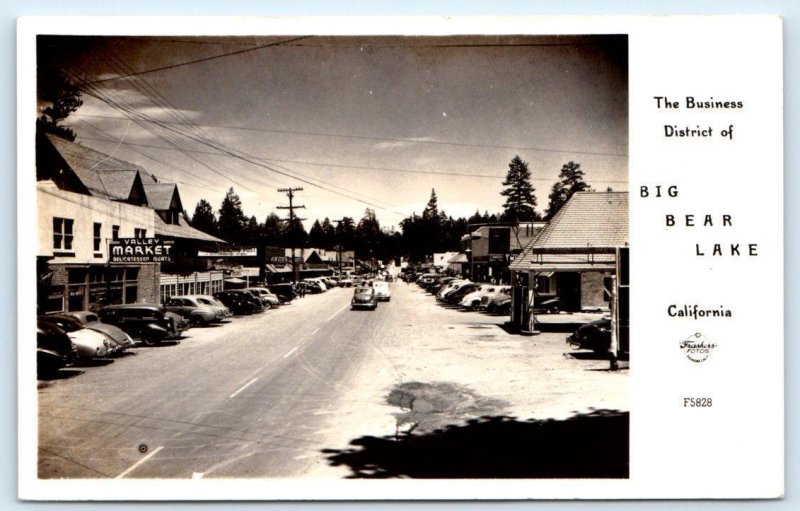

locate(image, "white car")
[[460, 285, 505, 311], [372, 281, 391, 301], [437, 280, 470, 301]]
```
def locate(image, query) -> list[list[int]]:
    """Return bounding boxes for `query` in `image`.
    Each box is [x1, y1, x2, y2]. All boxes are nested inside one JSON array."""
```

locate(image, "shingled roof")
[[143, 182, 181, 211], [153, 212, 225, 243], [509, 191, 628, 271], [44, 133, 146, 201]]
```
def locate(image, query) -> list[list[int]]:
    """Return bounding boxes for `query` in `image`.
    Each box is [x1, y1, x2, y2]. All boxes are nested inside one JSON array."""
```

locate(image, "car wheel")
[[263, 302, 271, 310], [140, 335, 157, 346], [470, 301, 480, 311]]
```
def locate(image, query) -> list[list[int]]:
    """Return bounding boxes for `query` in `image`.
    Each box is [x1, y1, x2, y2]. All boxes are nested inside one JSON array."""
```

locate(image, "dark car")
[[533, 293, 563, 314], [214, 290, 263, 315], [267, 284, 296, 303], [98, 304, 186, 345], [37, 319, 77, 376], [351, 286, 378, 310], [567, 317, 612, 353], [444, 282, 481, 305]]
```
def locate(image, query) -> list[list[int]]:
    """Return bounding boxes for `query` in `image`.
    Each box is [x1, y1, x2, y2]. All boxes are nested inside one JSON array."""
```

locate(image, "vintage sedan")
[[245, 288, 282, 308], [60, 310, 135, 352], [460, 284, 503, 311], [39, 315, 111, 359], [214, 290, 263, 315], [481, 286, 513, 312], [372, 281, 391, 301], [566, 317, 612, 353], [37, 319, 77, 375], [99, 304, 187, 345], [164, 295, 230, 325], [351, 286, 378, 310]]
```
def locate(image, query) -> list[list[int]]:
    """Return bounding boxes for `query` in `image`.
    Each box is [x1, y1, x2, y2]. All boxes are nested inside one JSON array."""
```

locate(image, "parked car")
[[37, 319, 77, 375], [60, 310, 135, 352], [163, 295, 230, 325], [266, 284, 296, 303], [214, 290, 262, 315], [98, 304, 187, 345], [444, 282, 481, 305], [460, 285, 502, 311], [246, 288, 282, 308], [338, 277, 353, 287], [482, 287, 513, 312], [533, 293, 563, 314], [193, 295, 233, 318], [372, 281, 391, 301], [437, 280, 471, 302], [300, 280, 324, 294], [351, 286, 378, 310], [39, 315, 111, 359], [567, 317, 612, 353]]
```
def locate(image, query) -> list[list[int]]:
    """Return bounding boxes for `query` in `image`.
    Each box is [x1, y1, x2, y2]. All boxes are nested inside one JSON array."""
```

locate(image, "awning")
[[448, 253, 469, 264], [265, 264, 292, 273], [224, 277, 247, 284]]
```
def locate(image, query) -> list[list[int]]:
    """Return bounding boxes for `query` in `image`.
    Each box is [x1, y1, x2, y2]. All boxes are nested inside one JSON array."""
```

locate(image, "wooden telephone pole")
[[276, 187, 305, 284]]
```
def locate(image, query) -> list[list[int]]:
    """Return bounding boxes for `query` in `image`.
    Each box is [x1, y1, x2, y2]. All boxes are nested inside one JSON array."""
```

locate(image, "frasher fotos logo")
[[679, 332, 717, 363]]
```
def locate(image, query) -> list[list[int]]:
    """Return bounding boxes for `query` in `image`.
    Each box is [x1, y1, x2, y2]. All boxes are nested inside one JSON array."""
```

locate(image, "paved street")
[[38, 282, 628, 479]]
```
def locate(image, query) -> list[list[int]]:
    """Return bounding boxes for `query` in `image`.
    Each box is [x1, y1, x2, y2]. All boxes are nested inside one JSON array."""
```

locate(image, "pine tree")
[[422, 189, 439, 219], [190, 199, 217, 236], [545, 161, 589, 220], [308, 219, 325, 248], [500, 155, 538, 222], [217, 187, 246, 243]]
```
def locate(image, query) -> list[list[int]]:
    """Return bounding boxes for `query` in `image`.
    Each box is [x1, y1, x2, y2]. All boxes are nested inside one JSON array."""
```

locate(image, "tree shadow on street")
[[322, 410, 628, 479]]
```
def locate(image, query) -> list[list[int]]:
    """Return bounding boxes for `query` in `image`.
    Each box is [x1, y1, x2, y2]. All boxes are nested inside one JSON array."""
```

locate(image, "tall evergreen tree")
[[190, 199, 217, 236], [545, 161, 589, 220], [500, 155, 539, 222], [321, 217, 337, 249], [308, 219, 326, 248], [262, 213, 284, 246], [217, 187, 246, 243], [422, 188, 439, 219]]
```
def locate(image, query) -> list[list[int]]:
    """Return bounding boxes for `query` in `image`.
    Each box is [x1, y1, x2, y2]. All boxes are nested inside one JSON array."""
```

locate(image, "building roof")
[[143, 182, 180, 211], [153, 212, 226, 243], [45, 133, 145, 201], [510, 191, 628, 271]]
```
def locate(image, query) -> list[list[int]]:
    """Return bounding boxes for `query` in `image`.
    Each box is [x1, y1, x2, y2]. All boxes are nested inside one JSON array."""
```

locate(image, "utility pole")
[[332, 218, 345, 276], [277, 187, 305, 285]]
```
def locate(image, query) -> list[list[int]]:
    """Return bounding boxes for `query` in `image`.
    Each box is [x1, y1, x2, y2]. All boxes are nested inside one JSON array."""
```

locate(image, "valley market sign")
[[109, 238, 174, 263]]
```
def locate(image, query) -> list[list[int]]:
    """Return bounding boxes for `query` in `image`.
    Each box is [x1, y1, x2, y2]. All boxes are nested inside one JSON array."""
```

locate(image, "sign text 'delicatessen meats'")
[[109, 238, 174, 263]]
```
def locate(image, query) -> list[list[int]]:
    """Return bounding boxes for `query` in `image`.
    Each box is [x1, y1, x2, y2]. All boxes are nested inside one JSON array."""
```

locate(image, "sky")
[[39, 34, 628, 230]]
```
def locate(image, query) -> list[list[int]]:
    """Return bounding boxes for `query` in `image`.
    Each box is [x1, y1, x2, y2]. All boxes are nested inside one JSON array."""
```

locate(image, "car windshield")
[[197, 298, 213, 305], [84, 314, 99, 322], [355, 287, 373, 294]]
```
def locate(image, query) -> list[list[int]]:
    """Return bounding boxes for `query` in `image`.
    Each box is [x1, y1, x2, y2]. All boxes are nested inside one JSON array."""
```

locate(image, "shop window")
[[45, 286, 65, 313], [134, 228, 147, 239], [53, 217, 74, 251], [112, 225, 120, 241], [93, 222, 102, 252]]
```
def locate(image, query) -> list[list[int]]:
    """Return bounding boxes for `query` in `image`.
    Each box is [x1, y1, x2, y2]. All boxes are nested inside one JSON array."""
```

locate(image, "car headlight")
[[71, 342, 77, 351]]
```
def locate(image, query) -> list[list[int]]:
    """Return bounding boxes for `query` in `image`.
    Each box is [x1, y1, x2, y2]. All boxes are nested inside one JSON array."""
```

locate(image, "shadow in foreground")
[[322, 410, 628, 479]]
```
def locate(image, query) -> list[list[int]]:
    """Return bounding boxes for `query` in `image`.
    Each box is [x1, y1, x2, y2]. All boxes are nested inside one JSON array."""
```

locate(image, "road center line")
[[115, 445, 163, 479], [192, 472, 204, 479], [325, 303, 350, 322], [282, 346, 299, 359], [229, 377, 258, 398], [311, 327, 319, 335]]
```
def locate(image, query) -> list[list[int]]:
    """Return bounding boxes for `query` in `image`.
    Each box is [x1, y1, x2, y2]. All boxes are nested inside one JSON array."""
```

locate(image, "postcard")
[[17, 15, 783, 500]]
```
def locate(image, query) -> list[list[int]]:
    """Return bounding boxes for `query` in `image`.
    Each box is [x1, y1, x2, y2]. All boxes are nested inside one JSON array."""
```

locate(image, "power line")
[[75, 134, 630, 185], [72, 113, 629, 158], [82, 36, 311, 86]]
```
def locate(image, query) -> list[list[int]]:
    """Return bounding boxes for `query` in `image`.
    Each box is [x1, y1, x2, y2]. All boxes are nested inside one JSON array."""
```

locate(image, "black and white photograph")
[[32, 31, 631, 482], [31, 31, 631, 483]]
